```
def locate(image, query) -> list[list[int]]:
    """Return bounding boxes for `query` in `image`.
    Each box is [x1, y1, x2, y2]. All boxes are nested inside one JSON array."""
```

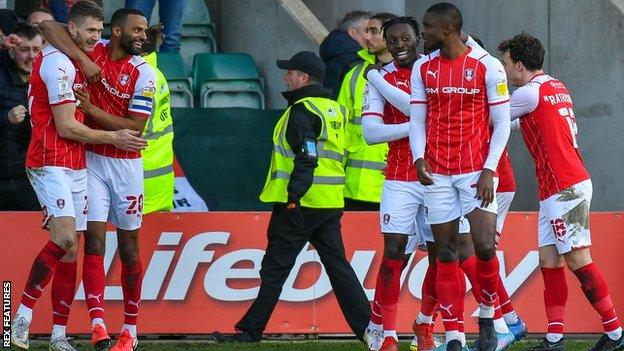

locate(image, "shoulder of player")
[[40, 46, 76, 70], [412, 51, 439, 75], [380, 61, 396, 76]]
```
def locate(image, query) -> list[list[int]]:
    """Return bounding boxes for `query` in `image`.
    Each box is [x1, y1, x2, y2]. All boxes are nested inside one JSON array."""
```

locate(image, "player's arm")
[[52, 103, 145, 151], [361, 81, 409, 145], [42, 54, 145, 151], [366, 69, 410, 115], [483, 58, 512, 172], [38, 20, 101, 81], [74, 89, 147, 132], [409, 61, 433, 185]]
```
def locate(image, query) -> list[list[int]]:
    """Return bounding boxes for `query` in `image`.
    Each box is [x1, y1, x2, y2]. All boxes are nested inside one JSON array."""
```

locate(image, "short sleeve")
[[483, 56, 510, 106], [510, 82, 540, 119], [361, 81, 385, 118], [40, 52, 76, 106], [410, 59, 427, 105], [128, 62, 157, 117]]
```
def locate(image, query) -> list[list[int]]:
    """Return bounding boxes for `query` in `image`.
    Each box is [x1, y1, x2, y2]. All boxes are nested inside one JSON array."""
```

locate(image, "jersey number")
[[558, 107, 578, 148], [126, 194, 144, 215]]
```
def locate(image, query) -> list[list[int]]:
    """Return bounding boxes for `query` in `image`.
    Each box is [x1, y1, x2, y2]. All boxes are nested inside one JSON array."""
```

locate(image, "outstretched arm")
[[361, 81, 408, 144], [366, 69, 410, 115], [38, 20, 101, 81]]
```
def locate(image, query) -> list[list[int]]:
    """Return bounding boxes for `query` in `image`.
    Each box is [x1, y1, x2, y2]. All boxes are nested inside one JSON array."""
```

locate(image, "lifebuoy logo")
[[75, 231, 539, 303]]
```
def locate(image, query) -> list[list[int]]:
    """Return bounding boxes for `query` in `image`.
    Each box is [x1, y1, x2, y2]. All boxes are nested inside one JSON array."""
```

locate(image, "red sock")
[[498, 276, 515, 315], [460, 256, 482, 304], [476, 256, 500, 308], [421, 262, 438, 316], [437, 260, 460, 332], [122, 260, 143, 325], [574, 263, 621, 332], [379, 258, 403, 331], [51, 261, 77, 326], [83, 254, 106, 323], [542, 267, 567, 334], [21, 241, 67, 309], [370, 266, 385, 325], [457, 269, 466, 333]]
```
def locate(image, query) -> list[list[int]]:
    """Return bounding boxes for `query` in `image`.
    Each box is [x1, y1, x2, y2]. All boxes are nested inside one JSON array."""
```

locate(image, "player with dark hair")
[[410, 3, 511, 351], [360, 16, 430, 351], [40, 5, 156, 351], [499, 32, 623, 351], [11, 1, 146, 350]]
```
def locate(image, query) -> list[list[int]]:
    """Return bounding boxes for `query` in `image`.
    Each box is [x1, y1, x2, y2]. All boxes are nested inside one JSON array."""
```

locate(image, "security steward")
[[212, 51, 370, 343]]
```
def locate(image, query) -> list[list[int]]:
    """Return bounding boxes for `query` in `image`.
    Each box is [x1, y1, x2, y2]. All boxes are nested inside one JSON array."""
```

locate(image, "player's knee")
[[54, 234, 77, 251], [436, 246, 458, 262], [118, 244, 139, 264], [383, 247, 404, 260], [84, 236, 105, 255], [474, 244, 496, 261], [62, 241, 79, 261]]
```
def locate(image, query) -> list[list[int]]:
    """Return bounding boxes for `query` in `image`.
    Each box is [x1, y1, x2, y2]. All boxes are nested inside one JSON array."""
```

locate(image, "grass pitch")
[[12, 338, 594, 350]]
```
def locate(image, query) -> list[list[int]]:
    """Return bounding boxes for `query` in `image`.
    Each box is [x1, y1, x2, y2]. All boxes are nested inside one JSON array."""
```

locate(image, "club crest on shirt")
[[464, 69, 474, 82], [119, 74, 130, 86], [57, 199, 65, 209], [383, 214, 390, 224]]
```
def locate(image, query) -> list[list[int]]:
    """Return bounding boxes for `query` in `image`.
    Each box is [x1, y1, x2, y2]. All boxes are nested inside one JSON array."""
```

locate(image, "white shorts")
[[87, 151, 144, 231], [459, 191, 515, 237], [404, 206, 433, 255], [26, 166, 87, 231], [424, 171, 499, 225], [538, 179, 592, 254], [380, 180, 433, 243]]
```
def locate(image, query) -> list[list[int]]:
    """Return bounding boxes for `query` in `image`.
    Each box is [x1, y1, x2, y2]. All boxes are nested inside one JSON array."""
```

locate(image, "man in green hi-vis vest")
[[337, 12, 396, 210], [212, 51, 370, 344], [140, 24, 174, 215]]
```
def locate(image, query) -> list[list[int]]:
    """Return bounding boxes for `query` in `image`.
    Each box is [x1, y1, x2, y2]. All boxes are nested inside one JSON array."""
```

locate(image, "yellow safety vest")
[[142, 52, 174, 214], [259, 96, 347, 208], [337, 54, 388, 203]]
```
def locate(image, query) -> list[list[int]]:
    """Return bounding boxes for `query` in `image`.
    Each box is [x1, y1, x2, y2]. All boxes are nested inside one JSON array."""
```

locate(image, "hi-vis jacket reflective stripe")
[[259, 96, 347, 208], [142, 52, 174, 214], [337, 52, 387, 203]]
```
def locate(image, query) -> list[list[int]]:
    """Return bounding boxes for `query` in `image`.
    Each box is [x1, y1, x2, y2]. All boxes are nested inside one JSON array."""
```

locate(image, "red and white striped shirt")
[[410, 46, 510, 175], [362, 62, 416, 181], [512, 74, 589, 200], [26, 45, 88, 170], [497, 148, 516, 192], [85, 40, 155, 159]]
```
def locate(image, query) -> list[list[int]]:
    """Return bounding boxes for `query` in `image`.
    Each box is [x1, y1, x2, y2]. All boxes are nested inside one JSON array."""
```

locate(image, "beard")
[[120, 32, 143, 55]]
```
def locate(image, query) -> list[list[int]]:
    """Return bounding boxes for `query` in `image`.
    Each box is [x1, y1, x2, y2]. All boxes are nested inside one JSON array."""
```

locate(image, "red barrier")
[[0, 212, 622, 335]]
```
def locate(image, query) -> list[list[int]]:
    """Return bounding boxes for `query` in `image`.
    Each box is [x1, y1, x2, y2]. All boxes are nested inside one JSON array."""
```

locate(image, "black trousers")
[[235, 204, 370, 341], [0, 176, 39, 211]]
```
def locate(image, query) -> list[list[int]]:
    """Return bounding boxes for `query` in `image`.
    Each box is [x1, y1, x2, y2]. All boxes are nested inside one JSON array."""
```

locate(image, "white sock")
[[51, 325, 66, 340], [92, 318, 106, 329], [416, 312, 434, 325], [367, 320, 382, 331], [503, 311, 519, 324], [479, 304, 495, 318], [16, 304, 33, 323], [546, 333, 563, 343], [122, 324, 137, 339], [607, 327, 623, 341], [383, 330, 398, 340], [494, 317, 510, 334], [445, 330, 463, 344]]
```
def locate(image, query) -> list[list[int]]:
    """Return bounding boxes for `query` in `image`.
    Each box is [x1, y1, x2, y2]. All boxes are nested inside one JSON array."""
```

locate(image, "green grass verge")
[[11, 339, 595, 350]]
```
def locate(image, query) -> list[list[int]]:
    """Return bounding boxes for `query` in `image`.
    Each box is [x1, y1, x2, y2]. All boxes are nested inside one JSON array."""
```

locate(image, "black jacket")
[[0, 52, 31, 179], [319, 29, 364, 99], [281, 84, 332, 204]]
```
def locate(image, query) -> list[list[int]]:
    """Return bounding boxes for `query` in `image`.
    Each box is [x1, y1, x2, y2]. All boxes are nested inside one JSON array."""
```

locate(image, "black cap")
[[276, 51, 325, 80]]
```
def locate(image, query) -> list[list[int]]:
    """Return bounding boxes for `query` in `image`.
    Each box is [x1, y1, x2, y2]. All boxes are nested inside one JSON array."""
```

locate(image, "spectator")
[[0, 24, 43, 210], [319, 10, 374, 98], [27, 8, 54, 26], [125, 0, 188, 52], [0, 9, 22, 51], [47, 0, 102, 23]]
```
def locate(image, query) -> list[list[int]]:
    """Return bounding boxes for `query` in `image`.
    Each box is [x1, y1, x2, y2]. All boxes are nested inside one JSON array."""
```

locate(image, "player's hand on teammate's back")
[[74, 89, 96, 115], [475, 168, 495, 207], [414, 158, 434, 185], [111, 129, 147, 152], [79, 57, 101, 83], [363, 62, 384, 80], [8, 105, 27, 124]]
